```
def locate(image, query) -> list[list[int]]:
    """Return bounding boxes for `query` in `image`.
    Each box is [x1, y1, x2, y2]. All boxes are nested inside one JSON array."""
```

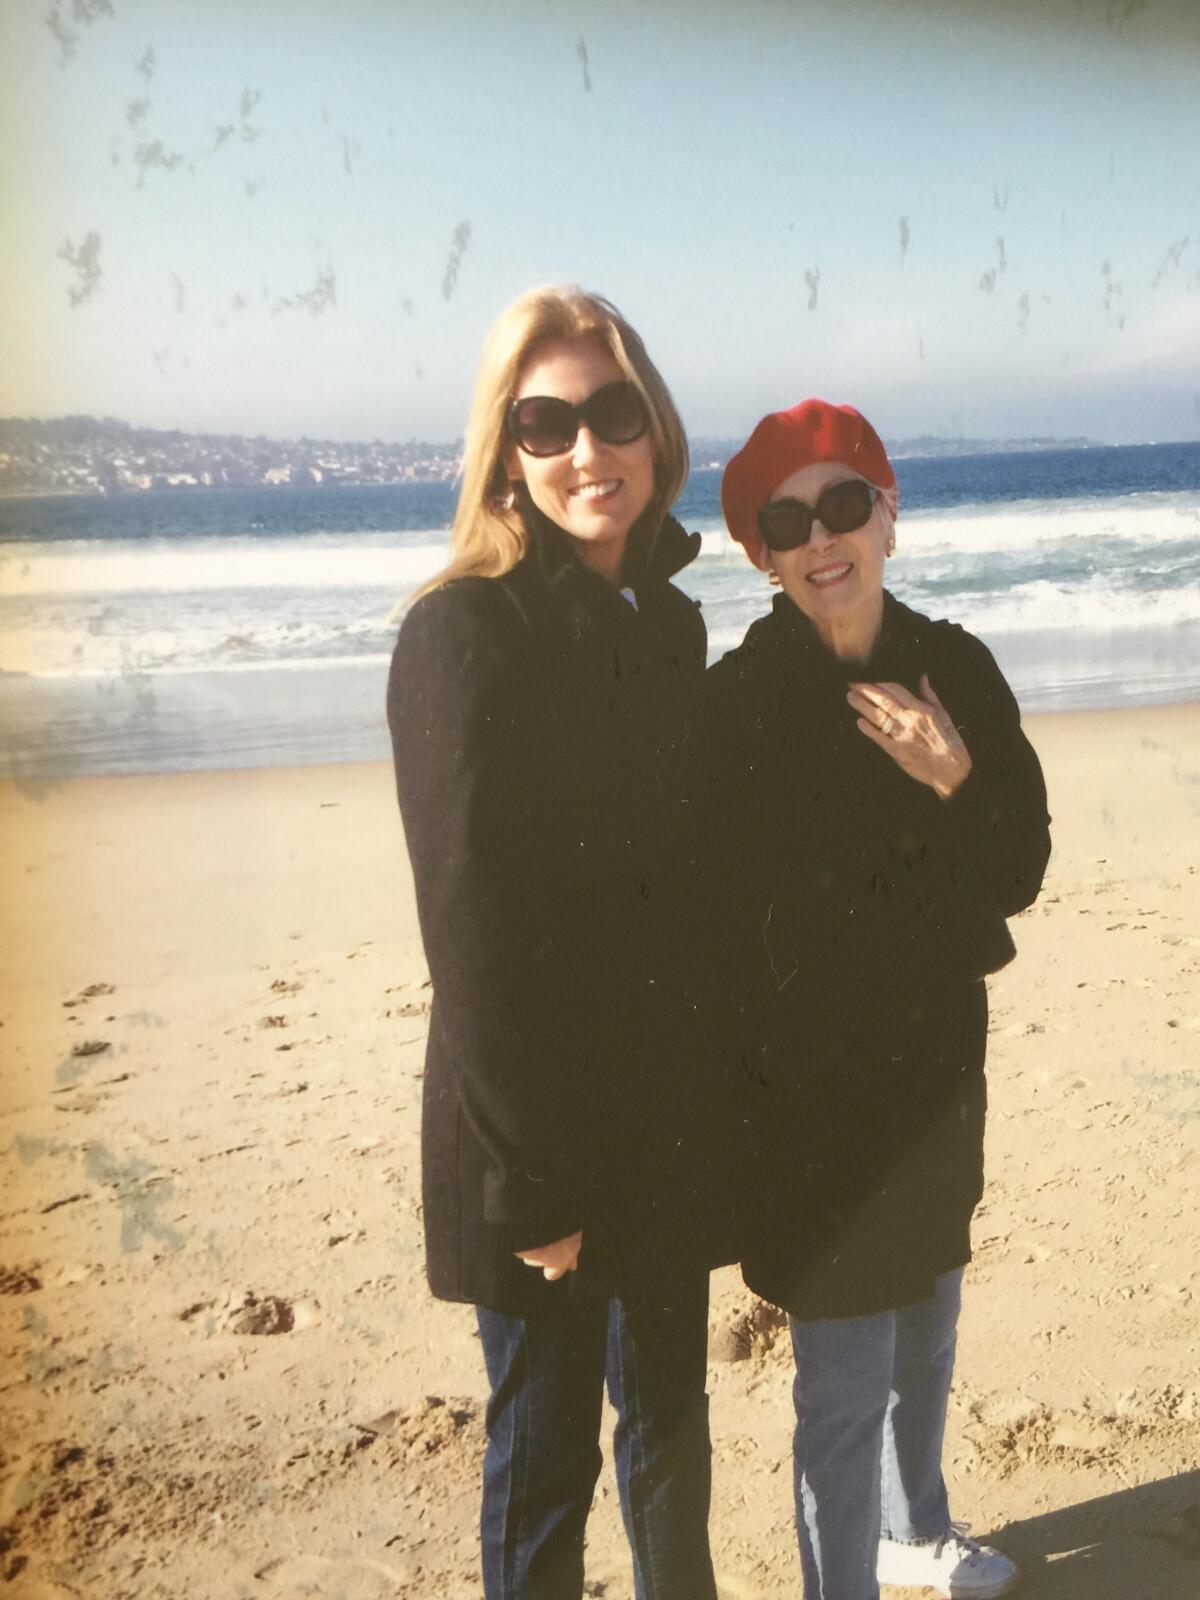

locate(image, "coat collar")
[[518, 494, 702, 598]]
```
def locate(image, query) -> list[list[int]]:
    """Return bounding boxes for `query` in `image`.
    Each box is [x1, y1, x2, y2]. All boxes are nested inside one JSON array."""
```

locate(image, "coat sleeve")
[[934, 626, 1052, 918], [386, 581, 590, 1248]]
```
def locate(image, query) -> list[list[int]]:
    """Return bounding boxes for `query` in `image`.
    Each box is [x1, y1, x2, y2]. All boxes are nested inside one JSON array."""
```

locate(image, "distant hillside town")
[[0, 416, 1096, 498], [0, 417, 463, 497]]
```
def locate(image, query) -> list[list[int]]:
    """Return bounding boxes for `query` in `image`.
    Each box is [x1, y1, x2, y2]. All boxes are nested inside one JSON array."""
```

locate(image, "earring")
[[885, 538, 896, 557]]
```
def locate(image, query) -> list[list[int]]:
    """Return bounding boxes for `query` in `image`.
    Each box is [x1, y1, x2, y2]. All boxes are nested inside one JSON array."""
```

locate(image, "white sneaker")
[[877, 1522, 1019, 1597]]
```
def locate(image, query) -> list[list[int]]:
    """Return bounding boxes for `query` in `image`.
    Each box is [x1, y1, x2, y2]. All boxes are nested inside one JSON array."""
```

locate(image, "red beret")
[[721, 399, 898, 568]]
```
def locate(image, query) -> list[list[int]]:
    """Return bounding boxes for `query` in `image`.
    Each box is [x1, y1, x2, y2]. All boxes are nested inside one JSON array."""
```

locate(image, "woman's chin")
[[570, 509, 628, 536], [787, 579, 864, 620], [564, 500, 652, 549], [565, 518, 632, 552]]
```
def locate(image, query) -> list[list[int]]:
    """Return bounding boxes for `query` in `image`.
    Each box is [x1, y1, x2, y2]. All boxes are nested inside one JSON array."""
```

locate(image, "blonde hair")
[[411, 284, 687, 600]]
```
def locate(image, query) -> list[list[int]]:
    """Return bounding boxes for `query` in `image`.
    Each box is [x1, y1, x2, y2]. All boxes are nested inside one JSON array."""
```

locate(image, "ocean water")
[[1, 442, 1198, 780]]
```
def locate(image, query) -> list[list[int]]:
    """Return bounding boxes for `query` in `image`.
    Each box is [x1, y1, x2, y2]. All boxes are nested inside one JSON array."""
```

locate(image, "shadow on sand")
[[991, 1470, 1199, 1599]]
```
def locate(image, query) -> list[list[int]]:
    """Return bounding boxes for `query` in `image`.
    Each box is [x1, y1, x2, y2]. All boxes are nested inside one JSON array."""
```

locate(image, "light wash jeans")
[[789, 1266, 964, 1600]]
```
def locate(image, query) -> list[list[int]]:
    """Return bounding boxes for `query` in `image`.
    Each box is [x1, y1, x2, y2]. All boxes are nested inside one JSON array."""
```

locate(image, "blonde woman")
[[387, 286, 724, 1600]]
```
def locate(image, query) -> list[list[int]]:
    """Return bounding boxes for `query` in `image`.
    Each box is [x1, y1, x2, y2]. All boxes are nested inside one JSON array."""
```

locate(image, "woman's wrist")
[[934, 755, 973, 801]]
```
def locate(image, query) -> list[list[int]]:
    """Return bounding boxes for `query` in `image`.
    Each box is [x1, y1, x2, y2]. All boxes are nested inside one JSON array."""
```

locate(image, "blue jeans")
[[789, 1267, 964, 1600], [476, 1279, 717, 1600]]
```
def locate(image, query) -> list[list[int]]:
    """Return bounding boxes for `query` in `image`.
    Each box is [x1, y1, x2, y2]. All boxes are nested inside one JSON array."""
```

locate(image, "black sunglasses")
[[505, 380, 648, 459], [756, 478, 878, 551]]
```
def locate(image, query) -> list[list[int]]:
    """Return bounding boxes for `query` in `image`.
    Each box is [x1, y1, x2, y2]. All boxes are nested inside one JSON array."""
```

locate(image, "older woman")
[[707, 400, 1051, 1600], [387, 286, 724, 1600]]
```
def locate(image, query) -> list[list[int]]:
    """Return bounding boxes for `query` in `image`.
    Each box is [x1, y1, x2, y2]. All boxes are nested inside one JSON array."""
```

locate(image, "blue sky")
[[2, 0, 1198, 444]]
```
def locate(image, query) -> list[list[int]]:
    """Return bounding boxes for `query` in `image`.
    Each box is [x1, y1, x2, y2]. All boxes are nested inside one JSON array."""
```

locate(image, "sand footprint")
[[55, 1039, 113, 1091], [972, 1233, 1011, 1263], [0, 1265, 42, 1295], [61, 982, 115, 1009], [179, 1289, 319, 1335], [708, 1297, 788, 1363], [253, 1554, 405, 1595]]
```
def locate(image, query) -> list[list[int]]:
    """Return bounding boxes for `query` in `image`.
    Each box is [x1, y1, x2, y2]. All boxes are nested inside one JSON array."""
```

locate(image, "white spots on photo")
[[58, 231, 102, 306], [441, 222, 471, 301]]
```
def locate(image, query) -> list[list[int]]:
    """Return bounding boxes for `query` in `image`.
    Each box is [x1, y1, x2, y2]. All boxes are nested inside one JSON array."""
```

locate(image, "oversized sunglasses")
[[757, 478, 878, 551], [505, 380, 648, 458]]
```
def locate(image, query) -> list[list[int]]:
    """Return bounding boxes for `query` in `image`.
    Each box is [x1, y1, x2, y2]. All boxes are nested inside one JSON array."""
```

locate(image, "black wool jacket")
[[704, 591, 1052, 1319], [387, 507, 732, 1313]]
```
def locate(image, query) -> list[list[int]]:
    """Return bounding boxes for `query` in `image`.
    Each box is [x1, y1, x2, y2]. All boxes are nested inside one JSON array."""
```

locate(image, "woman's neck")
[[569, 534, 627, 586], [520, 492, 631, 586], [810, 591, 885, 665]]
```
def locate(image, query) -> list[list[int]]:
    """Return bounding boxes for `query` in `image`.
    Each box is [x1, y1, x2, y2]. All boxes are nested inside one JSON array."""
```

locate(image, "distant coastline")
[[0, 414, 1107, 499]]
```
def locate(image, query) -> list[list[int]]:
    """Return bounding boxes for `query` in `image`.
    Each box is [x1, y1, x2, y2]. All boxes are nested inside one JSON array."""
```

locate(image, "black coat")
[[387, 507, 729, 1314], [705, 591, 1051, 1319]]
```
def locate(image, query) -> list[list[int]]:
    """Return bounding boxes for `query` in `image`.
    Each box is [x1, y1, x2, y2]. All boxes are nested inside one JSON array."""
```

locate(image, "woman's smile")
[[570, 477, 623, 502], [806, 558, 854, 587]]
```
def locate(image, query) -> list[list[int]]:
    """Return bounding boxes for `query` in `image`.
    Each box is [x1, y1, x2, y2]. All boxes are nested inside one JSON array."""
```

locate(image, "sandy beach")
[[2, 703, 1198, 1600]]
